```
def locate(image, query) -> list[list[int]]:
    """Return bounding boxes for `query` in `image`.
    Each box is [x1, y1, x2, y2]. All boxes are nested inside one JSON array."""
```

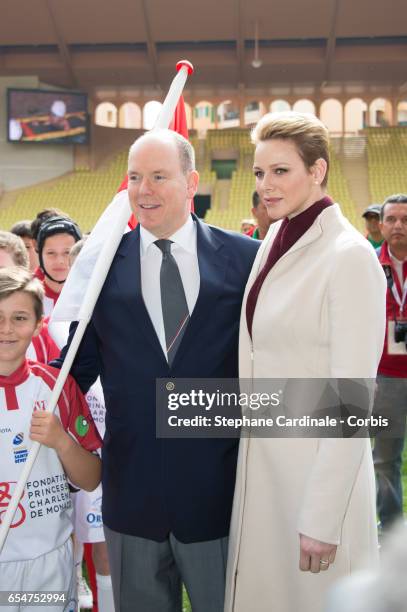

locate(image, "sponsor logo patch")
[[12, 433, 28, 463], [75, 416, 89, 437]]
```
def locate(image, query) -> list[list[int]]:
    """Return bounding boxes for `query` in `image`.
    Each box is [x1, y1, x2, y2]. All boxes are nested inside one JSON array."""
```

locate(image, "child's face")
[[0, 292, 42, 374], [42, 233, 76, 283], [22, 237, 39, 273]]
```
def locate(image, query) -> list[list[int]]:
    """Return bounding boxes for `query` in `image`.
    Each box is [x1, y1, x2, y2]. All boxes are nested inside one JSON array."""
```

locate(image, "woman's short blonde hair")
[[0, 267, 44, 322], [251, 112, 330, 187]]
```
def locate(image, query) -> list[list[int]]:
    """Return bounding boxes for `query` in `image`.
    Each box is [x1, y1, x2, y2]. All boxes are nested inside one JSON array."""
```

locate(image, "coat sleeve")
[[297, 241, 386, 544], [50, 319, 102, 394]]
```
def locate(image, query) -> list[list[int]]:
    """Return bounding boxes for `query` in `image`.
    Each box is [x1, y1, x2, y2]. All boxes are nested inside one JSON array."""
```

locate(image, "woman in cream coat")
[[225, 112, 387, 612]]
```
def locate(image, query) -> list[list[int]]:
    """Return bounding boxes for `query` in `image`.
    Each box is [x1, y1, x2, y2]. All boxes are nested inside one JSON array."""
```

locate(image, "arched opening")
[[118, 102, 142, 129], [270, 99, 291, 113], [95, 102, 117, 128], [320, 99, 343, 135], [344, 98, 367, 134], [292, 99, 316, 115], [217, 100, 240, 129], [194, 101, 215, 134], [143, 101, 163, 130], [244, 101, 265, 126], [369, 98, 392, 127], [397, 100, 407, 126]]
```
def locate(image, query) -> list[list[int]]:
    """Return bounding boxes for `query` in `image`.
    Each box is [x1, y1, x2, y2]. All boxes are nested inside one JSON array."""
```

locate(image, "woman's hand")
[[299, 533, 337, 573]]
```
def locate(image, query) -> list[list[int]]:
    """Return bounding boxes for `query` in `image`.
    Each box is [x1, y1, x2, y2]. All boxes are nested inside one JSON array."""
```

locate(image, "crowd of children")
[[0, 211, 114, 612]]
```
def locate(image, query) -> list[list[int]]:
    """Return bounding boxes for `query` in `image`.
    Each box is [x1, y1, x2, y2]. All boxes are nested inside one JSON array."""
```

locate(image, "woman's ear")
[[311, 158, 328, 185]]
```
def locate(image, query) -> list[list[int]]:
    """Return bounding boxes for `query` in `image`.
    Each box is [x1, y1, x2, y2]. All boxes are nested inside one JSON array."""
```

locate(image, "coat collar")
[[259, 203, 342, 269]]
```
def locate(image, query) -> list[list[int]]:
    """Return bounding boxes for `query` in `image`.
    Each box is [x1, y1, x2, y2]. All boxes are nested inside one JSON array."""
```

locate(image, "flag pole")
[[0, 60, 194, 554]]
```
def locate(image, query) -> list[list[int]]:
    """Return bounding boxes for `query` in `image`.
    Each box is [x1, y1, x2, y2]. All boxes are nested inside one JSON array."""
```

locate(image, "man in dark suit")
[[55, 129, 259, 611]]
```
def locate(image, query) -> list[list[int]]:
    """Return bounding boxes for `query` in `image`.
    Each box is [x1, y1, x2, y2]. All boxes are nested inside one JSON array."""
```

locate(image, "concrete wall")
[[89, 124, 144, 169], [0, 76, 74, 191]]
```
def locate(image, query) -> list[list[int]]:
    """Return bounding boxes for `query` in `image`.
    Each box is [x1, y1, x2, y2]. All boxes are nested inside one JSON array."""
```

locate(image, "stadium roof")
[[1, 0, 407, 96]]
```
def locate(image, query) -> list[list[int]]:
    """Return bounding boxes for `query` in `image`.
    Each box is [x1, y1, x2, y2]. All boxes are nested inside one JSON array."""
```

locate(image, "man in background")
[[249, 190, 272, 240], [373, 194, 407, 532], [362, 204, 384, 249]]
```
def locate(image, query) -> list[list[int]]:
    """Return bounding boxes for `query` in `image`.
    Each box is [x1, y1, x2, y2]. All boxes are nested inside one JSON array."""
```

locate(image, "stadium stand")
[[0, 151, 128, 231], [0, 129, 367, 234], [328, 145, 361, 230], [367, 127, 407, 204]]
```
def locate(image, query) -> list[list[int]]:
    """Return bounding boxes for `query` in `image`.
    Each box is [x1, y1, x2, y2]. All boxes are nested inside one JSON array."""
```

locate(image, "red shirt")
[[30, 318, 60, 363], [33, 267, 45, 282], [0, 359, 102, 562], [377, 241, 407, 377], [34, 268, 61, 315], [42, 281, 61, 318]]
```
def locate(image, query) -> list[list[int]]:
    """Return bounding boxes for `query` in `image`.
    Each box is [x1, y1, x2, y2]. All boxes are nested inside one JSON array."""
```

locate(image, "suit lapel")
[[113, 217, 230, 369], [114, 226, 167, 364]]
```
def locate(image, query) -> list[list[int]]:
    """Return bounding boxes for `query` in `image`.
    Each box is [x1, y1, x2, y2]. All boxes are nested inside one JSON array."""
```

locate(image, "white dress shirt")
[[140, 216, 200, 359]]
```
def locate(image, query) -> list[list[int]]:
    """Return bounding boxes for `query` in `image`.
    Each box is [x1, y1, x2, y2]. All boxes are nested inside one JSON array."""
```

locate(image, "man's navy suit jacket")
[[55, 215, 260, 542]]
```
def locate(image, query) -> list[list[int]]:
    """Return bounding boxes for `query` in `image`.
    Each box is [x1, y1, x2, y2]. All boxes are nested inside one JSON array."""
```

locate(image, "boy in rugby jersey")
[[0, 267, 101, 611], [0, 230, 59, 363]]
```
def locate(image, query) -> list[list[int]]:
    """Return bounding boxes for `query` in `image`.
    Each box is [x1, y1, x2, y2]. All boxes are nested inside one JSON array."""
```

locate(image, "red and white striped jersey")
[[0, 360, 101, 562], [26, 319, 60, 364], [34, 269, 61, 317], [43, 283, 60, 318]]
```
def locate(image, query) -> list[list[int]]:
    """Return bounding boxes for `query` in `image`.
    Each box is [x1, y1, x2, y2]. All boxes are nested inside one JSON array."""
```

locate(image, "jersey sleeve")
[[42, 319, 62, 362], [58, 374, 102, 452]]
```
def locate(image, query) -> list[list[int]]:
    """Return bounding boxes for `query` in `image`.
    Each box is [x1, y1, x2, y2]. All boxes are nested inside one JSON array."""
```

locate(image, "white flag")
[[49, 188, 131, 340]]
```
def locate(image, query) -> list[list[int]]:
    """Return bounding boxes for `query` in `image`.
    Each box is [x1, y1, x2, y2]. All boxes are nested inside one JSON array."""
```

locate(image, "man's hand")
[[30, 411, 71, 454], [299, 533, 337, 573]]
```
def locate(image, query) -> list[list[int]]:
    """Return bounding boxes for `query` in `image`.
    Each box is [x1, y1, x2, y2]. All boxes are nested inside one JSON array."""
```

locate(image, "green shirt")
[[367, 235, 384, 250]]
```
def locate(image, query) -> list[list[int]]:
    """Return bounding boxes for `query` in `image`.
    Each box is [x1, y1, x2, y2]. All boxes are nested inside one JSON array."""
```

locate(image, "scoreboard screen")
[[7, 88, 89, 144]]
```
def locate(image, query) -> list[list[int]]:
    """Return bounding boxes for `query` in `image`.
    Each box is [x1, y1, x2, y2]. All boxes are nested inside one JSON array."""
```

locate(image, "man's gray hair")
[[381, 193, 407, 220], [129, 129, 195, 174]]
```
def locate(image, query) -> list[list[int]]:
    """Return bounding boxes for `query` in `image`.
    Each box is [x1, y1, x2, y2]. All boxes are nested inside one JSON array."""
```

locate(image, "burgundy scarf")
[[246, 196, 334, 338]]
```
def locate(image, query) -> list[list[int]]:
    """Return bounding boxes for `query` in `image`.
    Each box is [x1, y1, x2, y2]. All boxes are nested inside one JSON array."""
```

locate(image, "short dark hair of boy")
[[31, 208, 70, 242], [381, 194, 407, 220], [10, 220, 33, 239], [0, 267, 44, 322], [252, 191, 260, 208], [0, 231, 29, 269], [69, 236, 88, 264]]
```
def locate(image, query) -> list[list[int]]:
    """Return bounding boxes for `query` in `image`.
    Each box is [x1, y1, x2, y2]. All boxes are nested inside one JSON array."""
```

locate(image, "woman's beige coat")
[[225, 204, 387, 612]]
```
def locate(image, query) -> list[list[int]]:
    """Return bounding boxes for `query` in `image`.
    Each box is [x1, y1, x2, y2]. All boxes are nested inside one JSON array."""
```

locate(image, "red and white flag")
[[0, 61, 194, 553], [50, 61, 194, 331]]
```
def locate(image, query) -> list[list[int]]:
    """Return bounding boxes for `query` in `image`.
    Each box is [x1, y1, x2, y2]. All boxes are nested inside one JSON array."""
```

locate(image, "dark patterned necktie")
[[155, 239, 190, 365]]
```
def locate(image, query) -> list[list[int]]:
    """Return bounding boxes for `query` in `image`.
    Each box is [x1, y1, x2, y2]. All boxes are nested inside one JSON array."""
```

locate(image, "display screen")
[[7, 88, 89, 144]]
